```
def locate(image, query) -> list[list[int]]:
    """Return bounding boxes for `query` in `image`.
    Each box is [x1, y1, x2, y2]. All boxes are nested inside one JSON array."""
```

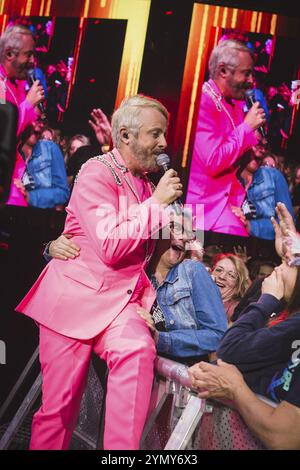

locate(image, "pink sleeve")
[[196, 96, 258, 177], [17, 99, 38, 136], [71, 160, 169, 265]]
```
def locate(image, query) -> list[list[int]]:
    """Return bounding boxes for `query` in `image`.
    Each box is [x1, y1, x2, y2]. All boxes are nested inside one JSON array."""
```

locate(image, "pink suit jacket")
[[16, 150, 167, 340], [186, 79, 258, 233]]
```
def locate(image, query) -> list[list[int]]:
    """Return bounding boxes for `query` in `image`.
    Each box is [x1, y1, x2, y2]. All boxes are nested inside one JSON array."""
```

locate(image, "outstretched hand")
[[271, 202, 297, 261], [188, 359, 246, 400], [88, 108, 112, 146], [233, 245, 252, 263]]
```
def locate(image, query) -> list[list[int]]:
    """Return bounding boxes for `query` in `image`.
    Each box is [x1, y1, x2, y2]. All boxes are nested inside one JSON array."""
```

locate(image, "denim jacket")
[[23, 139, 69, 208], [247, 167, 293, 240], [153, 260, 227, 359]]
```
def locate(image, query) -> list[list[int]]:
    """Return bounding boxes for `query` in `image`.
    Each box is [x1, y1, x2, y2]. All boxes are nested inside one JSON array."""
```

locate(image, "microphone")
[[245, 89, 266, 139], [27, 68, 46, 115], [156, 153, 183, 216]]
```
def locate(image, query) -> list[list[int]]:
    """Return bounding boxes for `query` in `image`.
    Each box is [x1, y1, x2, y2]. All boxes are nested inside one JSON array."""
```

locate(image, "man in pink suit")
[[0, 25, 44, 206], [186, 39, 266, 236], [16, 95, 183, 450]]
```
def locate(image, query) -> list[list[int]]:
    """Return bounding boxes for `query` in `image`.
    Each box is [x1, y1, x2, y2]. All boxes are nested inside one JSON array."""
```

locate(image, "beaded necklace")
[[203, 81, 237, 131], [108, 152, 153, 264], [75, 151, 153, 265]]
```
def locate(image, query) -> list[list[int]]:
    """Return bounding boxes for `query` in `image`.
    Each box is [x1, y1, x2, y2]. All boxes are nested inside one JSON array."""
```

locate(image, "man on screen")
[[186, 39, 266, 236]]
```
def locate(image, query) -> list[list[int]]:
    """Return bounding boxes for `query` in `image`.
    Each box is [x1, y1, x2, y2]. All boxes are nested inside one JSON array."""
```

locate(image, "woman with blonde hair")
[[211, 253, 251, 321]]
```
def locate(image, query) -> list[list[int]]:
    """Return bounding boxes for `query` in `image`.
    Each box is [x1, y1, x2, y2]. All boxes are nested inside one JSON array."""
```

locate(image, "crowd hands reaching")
[[189, 202, 300, 450]]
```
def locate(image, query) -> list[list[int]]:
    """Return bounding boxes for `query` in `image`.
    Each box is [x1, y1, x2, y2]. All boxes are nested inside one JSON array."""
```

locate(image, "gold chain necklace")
[[203, 81, 236, 130], [109, 151, 153, 265], [109, 151, 144, 205]]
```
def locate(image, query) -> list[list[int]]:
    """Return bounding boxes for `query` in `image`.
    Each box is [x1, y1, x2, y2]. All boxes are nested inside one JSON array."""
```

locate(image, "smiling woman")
[[211, 253, 251, 322]]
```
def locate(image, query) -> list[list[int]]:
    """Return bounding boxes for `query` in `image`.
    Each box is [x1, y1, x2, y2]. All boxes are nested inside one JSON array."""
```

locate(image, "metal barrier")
[[141, 357, 206, 450], [142, 357, 274, 450], [0, 354, 274, 450]]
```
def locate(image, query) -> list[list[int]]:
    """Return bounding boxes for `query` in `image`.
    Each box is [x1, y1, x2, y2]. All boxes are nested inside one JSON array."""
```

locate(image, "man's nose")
[[28, 57, 35, 68], [247, 73, 254, 87], [158, 134, 167, 149]]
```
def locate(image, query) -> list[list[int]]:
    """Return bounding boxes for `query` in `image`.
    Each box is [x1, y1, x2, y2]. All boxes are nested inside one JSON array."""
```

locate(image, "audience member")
[[14, 122, 69, 208], [189, 358, 300, 449], [234, 148, 294, 240], [189, 201, 300, 450], [211, 253, 251, 322], [137, 227, 227, 365]]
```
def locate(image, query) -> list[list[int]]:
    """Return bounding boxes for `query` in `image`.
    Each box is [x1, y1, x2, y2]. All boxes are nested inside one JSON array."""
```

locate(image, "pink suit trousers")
[[30, 301, 156, 450]]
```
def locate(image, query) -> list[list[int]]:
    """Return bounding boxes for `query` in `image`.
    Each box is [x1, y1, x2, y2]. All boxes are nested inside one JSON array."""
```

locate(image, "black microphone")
[[27, 68, 46, 115], [156, 153, 183, 216], [245, 88, 266, 139]]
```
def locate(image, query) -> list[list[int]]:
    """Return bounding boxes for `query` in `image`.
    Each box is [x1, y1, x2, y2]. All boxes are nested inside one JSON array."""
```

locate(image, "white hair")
[[111, 94, 169, 148], [208, 39, 253, 79], [0, 25, 34, 63]]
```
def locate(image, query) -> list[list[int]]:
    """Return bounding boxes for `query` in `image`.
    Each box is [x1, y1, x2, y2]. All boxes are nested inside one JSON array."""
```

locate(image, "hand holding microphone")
[[244, 89, 266, 138], [153, 153, 183, 214], [26, 69, 45, 115]]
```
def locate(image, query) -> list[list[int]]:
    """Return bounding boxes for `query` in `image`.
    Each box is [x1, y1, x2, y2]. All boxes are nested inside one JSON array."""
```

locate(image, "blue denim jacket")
[[153, 260, 227, 358], [247, 167, 293, 240], [24, 139, 69, 209]]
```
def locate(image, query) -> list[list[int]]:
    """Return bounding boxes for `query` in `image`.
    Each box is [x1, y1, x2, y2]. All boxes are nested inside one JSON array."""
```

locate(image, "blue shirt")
[[23, 139, 69, 209], [153, 260, 227, 359], [247, 166, 293, 240]]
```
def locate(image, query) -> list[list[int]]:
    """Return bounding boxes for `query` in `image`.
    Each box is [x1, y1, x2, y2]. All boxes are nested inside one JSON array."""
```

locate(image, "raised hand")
[[88, 108, 112, 146], [244, 101, 266, 132], [233, 245, 252, 263], [26, 80, 45, 108], [271, 202, 297, 261]]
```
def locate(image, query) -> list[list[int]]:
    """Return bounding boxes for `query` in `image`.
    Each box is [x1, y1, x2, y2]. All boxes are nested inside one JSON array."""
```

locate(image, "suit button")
[[127, 289, 132, 295], [225, 192, 229, 197], [169, 320, 175, 325]]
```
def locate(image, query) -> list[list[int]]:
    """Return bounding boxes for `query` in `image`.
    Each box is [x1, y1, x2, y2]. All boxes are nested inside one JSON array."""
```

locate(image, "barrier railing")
[[142, 357, 275, 450], [0, 354, 276, 450]]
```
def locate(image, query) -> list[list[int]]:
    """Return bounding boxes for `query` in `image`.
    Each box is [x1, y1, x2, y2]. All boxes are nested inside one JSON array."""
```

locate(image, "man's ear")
[[5, 51, 15, 62], [120, 128, 130, 144], [219, 63, 228, 79]]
